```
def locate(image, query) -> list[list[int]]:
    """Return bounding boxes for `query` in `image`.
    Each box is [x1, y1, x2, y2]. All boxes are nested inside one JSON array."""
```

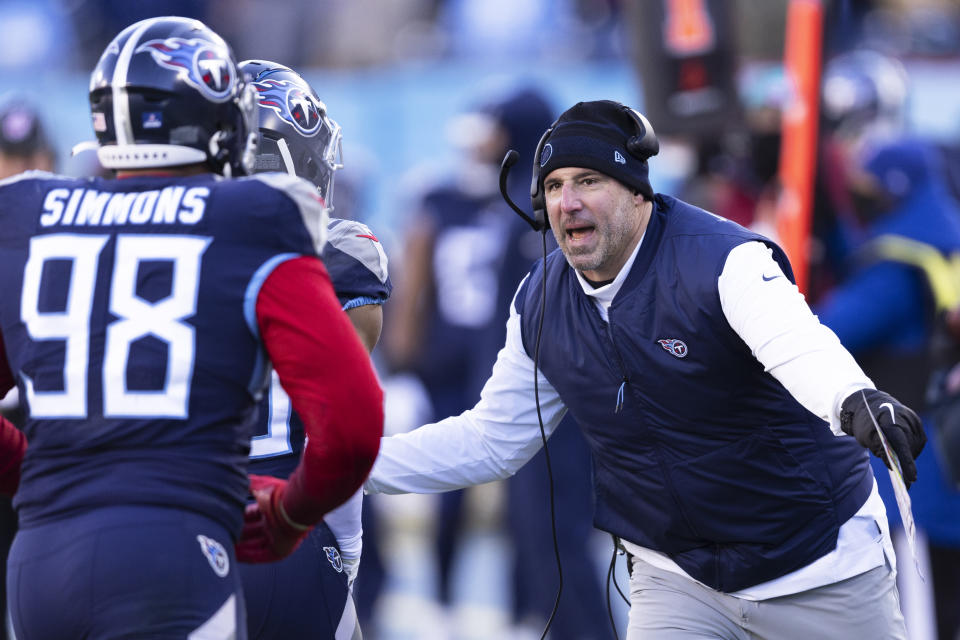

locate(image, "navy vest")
[[515, 195, 873, 591]]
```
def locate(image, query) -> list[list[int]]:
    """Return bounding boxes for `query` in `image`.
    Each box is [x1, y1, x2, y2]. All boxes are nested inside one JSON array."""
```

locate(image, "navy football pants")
[[7, 505, 245, 640], [239, 522, 356, 640]]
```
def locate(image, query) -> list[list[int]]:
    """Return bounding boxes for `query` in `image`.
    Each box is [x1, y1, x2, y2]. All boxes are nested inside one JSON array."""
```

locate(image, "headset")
[[497, 102, 658, 640], [500, 104, 660, 232]]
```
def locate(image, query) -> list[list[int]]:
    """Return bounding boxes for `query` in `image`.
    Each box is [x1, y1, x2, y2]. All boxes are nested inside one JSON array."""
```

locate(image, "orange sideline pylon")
[[776, 0, 823, 295]]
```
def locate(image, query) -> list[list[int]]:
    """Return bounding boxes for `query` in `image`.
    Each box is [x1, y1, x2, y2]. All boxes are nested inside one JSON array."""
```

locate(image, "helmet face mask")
[[239, 60, 343, 210], [89, 16, 257, 176]]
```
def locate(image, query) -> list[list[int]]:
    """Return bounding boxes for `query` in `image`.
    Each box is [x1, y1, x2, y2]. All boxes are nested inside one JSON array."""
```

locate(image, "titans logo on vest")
[[658, 338, 688, 358], [40, 186, 209, 227]]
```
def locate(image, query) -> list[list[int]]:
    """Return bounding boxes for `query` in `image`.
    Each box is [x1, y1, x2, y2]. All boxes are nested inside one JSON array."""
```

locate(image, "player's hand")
[[235, 474, 312, 563], [840, 389, 926, 488]]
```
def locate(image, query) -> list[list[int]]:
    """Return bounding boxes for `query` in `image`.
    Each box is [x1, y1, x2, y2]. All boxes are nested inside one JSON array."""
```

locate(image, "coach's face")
[[544, 166, 650, 282]]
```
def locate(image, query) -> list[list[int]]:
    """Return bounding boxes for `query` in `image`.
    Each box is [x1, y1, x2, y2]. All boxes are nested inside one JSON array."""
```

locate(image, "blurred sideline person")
[[366, 100, 925, 638], [238, 59, 392, 640], [930, 306, 960, 492], [0, 94, 56, 640], [813, 49, 960, 640], [815, 137, 960, 640], [0, 17, 383, 639], [0, 96, 56, 179], [383, 86, 547, 612], [809, 48, 910, 304]]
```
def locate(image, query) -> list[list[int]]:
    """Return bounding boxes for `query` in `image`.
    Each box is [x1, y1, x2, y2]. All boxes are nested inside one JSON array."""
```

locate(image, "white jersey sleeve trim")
[[718, 241, 873, 435], [365, 280, 567, 494], [326, 218, 389, 284]]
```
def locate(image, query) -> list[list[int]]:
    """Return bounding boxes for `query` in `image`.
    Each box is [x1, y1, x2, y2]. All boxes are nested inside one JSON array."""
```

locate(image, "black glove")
[[840, 389, 926, 488]]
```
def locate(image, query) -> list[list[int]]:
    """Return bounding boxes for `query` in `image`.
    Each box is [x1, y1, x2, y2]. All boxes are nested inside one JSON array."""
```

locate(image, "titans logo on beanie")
[[538, 100, 657, 200]]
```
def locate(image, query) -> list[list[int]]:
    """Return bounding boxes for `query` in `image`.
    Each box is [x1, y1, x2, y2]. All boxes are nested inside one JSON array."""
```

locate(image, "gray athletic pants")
[[627, 556, 907, 639]]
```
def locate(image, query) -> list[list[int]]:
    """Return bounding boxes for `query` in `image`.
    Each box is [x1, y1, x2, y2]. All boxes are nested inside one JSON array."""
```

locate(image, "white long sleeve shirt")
[[366, 238, 893, 599]]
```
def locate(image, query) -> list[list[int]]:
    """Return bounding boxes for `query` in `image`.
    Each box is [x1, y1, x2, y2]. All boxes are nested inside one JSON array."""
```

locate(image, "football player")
[[0, 17, 382, 639], [237, 59, 391, 639]]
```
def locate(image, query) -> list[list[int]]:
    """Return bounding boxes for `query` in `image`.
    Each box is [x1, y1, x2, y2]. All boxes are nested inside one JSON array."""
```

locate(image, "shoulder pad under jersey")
[[248, 172, 329, 254]]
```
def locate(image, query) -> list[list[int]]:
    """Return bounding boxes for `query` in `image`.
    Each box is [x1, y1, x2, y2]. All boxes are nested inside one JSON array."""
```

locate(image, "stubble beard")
[[556, 218, 631, 275]]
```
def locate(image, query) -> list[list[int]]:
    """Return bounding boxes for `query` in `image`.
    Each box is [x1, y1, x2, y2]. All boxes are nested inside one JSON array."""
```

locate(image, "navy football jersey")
[[249, 217, 390, 478], [0, 170, 327, 536]]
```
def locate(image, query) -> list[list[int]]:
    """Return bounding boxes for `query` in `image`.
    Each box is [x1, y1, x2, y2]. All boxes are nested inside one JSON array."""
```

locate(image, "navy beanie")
[[538, 100, 655, 200]]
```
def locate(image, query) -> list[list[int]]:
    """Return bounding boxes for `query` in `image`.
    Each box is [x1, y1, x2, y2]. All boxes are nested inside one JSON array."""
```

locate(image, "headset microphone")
[[499, 149, 546, 233]]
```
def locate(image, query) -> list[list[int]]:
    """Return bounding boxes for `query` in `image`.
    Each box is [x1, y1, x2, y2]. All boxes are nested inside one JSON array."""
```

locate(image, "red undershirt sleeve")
[[0, 331, 13, 397], [0, 332, 25, 496], [255, 255, 383, 525]]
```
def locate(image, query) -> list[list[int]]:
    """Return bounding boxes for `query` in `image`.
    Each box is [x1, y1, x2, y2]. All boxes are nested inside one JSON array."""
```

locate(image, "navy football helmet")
[[88, 16, 258, 176], [239, 60, 343, 211], [821, 49, 908, 142]]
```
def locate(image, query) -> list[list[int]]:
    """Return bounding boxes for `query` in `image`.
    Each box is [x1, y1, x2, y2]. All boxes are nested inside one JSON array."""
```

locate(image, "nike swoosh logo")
[[879, 402, 896, 422], [761, 274, 781, 282]]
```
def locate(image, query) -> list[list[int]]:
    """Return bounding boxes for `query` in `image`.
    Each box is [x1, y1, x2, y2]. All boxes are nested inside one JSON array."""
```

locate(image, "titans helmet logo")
[[135, 37, 237, 103], [250, 79, 323, 136]]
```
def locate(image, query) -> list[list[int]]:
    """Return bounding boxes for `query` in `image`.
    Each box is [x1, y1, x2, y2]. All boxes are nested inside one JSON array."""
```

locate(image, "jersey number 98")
[[20, 233, 210, 419]]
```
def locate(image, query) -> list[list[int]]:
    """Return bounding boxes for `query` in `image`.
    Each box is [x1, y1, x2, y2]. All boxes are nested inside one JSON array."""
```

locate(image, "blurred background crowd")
[[3, 0, 960, 639]]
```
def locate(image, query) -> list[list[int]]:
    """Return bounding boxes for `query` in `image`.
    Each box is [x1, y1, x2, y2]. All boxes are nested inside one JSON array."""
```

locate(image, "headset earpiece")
[[529, 124, 555, 231], [622, 107, 659, 161]]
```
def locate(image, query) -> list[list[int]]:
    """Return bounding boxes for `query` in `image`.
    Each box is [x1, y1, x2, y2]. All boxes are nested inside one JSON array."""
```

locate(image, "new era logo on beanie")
[[538, 100, 655, 200]]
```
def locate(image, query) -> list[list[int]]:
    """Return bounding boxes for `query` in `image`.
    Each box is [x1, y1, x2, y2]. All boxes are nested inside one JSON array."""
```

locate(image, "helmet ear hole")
[[91, 89, 109, 108]]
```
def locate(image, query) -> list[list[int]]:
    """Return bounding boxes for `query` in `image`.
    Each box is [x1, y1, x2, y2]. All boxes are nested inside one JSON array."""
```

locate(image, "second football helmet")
[[88, 16, 258, 176], [821, 49, 908, 142], [239, 60, 343, 210]]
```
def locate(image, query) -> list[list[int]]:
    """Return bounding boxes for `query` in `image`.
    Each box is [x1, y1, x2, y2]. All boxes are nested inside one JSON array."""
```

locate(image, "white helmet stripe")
[[112, 19, 155, 146]]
